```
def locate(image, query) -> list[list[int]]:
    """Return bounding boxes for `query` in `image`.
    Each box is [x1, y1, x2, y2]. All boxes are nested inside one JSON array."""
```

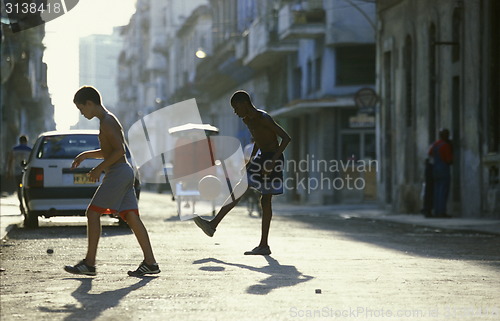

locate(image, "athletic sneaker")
[[127, 261, 160, 277], [64, 259, 96, 276]]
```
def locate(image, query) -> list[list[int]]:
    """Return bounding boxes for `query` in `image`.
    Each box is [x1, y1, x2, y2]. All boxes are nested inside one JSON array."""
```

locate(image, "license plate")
[[73, 173, 94, 184]]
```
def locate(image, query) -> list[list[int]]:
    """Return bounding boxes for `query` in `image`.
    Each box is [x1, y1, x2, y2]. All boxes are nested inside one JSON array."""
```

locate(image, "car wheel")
[[24, 210, 39, 228], [118, 218, 130, 229]]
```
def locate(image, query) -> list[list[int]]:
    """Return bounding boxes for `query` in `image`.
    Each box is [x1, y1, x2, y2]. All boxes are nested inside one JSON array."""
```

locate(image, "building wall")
[[377, 0, 499, 217], [1, 23, 55, 192], [186, 0, 376, 205], [117, 0, 378, 205], [117, 0, 208, 133], [76, 30, 123, 129]]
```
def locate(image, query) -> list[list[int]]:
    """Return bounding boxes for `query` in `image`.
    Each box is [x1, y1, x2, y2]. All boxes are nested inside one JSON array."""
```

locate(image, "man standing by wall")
[[428, 129, 453, 218]]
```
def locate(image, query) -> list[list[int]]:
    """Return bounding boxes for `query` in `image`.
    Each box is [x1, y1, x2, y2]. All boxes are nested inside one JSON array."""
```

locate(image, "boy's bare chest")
[[98, 133, 110, 152], [245, 118, 266, 135], [245, 119, 275, 145]]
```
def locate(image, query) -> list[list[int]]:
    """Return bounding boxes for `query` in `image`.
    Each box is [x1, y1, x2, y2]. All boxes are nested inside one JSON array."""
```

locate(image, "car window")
[[37, 135, 100, 159]]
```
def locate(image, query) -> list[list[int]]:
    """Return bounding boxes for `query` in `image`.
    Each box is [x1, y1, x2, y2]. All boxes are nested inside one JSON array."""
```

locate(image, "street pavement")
[[1, 191, 499, 321], [0, 193, 24, 241], [2, 193, 499, 242]]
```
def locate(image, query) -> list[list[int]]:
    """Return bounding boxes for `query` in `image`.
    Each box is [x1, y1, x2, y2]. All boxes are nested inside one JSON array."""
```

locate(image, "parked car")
[[21, 130, 141, 228]]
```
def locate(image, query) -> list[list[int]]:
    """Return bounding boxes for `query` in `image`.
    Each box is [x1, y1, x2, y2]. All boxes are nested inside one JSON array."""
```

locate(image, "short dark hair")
[[19, 135, 28, 144], [230, 90, 251, 105], [73, 86, 101, 105], [439, 128, 450, 140]]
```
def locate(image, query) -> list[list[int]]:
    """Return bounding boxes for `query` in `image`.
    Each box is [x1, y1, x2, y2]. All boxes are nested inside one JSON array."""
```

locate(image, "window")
[[307, 59, 313, 93], [488, 0, 500, 152], [428, 24, 437, 143], [404, 36, 413, 127], [452, 8, 462, 63], [314, 56, 322, 91], [293, 66, 302, 99], [336, 45, 376, 86]]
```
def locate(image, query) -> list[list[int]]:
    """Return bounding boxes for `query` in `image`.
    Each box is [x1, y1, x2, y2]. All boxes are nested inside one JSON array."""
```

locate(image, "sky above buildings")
[[43, 0, 136, 130]]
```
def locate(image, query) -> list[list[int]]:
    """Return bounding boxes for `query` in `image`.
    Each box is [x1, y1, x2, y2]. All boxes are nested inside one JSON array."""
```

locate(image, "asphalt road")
[[1, 191, 499, 321]]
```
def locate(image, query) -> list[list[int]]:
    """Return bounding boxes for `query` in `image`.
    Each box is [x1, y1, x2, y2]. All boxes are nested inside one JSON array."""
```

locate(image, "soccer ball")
[[198, 175, 222, 200]]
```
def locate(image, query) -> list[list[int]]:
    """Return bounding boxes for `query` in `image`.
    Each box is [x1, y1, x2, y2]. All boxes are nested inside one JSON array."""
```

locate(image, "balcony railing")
[[244, 18, 298, 68], [278, 2, 326, 40], [235, 35, 248, 60]]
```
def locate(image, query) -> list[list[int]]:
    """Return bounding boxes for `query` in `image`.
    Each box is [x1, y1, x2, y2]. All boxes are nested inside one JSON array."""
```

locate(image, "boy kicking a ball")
[[64, 86, 160, 277], [194, 90, 291, 255]]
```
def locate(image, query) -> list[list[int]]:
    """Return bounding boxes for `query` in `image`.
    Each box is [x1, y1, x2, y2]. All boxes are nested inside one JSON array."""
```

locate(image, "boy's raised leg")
[[196, 181, 247, 234]]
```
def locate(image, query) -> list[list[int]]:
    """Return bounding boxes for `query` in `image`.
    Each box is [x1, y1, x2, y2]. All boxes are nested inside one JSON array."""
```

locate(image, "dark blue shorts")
[[246, 152, 284, 195]]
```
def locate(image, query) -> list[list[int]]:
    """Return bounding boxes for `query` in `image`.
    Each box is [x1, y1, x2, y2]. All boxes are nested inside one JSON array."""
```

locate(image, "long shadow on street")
[[193, 256, 313, 295], [38, 277, 155, 321], [284, 214, 500, 269], [7, 225, 133, 240]]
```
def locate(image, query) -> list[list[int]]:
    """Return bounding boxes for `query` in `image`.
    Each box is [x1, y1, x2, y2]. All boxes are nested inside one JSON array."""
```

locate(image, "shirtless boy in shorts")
[[194, 90, 291, 255], [64, 86, 160, 277]]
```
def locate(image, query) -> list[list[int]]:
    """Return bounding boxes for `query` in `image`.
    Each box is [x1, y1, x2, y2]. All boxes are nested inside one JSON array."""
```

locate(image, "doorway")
[[339, 130, 377, 201]]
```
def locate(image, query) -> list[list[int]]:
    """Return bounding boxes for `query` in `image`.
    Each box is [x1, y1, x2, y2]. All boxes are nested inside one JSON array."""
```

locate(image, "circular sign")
[[354, 87, 379, 109]]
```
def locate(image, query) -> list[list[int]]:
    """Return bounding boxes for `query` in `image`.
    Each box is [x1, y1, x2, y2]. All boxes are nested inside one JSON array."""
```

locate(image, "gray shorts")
[[89, 162, 138, 221], [247, 152, 284, 195]]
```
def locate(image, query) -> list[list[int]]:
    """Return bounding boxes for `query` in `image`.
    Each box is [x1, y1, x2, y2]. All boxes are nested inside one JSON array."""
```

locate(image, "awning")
[[168, 123, 219, 135], [269, 97, 355, 118]]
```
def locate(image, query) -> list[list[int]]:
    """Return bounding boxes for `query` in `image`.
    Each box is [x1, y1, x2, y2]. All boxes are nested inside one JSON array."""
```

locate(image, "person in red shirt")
[[428, 128, 453, 218]]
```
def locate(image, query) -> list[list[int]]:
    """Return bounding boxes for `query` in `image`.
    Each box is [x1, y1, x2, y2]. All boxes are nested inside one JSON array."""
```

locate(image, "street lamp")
[[195, 48, 207, 59]]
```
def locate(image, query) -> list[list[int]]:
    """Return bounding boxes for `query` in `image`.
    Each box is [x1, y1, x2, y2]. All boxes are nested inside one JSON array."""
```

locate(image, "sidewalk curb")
[[1, 194, 23, 241], [273, 203, 500, 236], [360, 215, 500, 236], [2, 223, 18, 241]]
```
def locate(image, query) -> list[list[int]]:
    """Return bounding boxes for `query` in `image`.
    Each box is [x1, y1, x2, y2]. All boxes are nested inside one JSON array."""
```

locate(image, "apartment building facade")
[[118, 0, 377, 205], [74, 29, 124, 129], [194, 0, 377, 205], [1, 20, 55, 191], [376, 0, 500, 217]]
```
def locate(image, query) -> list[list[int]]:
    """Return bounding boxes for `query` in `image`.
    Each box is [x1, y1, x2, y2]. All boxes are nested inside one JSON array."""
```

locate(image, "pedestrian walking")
[[193, 90, 291, 255], [428, 128, 453, 218], [7, 135, 32, 211], [64, 86, 160, 276]]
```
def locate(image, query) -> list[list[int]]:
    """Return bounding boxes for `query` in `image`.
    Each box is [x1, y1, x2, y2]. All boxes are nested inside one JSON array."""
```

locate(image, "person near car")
[[64, 86, 160, 277], [7, 135, 32, 211]]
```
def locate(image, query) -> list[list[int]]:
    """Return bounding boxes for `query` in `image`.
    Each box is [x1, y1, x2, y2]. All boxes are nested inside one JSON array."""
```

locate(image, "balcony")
[[235, 34, 248, 60], [324, 0, 375, 45], [243, 19, 298, 69], [196, 52, 254, 97], [151, 35, 171, 54], [146, 53, 166, 72], [278, 2, 326, 41]]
